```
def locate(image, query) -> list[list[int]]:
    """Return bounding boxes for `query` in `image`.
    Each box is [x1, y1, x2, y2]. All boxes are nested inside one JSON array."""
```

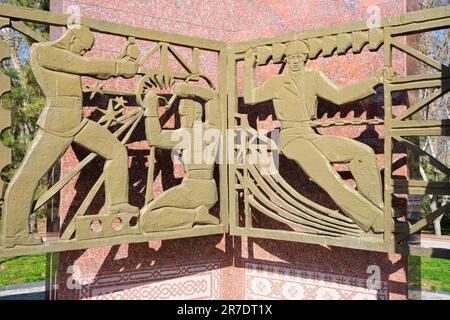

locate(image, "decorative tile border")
[[245, 262, 388, 300], [77, 262, 220, 300]]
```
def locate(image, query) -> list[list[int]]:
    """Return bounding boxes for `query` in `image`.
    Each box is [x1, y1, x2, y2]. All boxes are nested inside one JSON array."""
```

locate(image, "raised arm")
[[34, 44, 137, 79], [142, 92, 182, 150], [315, 68, 391, 105], [173, 83, 216, 101], [243, 49, 276, 105]]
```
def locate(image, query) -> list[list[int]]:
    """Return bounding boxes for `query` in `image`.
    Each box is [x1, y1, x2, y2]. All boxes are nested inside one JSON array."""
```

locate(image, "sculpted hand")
[[116, 61, 138, 79], [142, 91, 160, 116], [96, 73, 113, 80], [375, 66, 396, 83], [244, 48, 257, 69]]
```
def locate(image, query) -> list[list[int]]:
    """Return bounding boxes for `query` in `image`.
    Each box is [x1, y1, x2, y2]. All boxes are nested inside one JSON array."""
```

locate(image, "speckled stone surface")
[[52, 0, 415, 300]]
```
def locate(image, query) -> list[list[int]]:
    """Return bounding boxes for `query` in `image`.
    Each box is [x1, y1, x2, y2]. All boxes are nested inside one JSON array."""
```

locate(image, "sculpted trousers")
[[2, 120, 129, 240], [281, 132, 384, 232], [140, 178, 218, 233]]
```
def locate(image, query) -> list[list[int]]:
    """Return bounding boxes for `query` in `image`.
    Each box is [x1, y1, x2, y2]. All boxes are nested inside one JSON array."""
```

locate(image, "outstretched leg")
[[281, 138, 383, 232], [1, 129, 72, 247], [311, 135, 383, 208]]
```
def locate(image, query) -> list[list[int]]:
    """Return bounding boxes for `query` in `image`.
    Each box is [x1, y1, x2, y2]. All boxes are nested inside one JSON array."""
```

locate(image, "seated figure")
[[140, 83, 221, 232]]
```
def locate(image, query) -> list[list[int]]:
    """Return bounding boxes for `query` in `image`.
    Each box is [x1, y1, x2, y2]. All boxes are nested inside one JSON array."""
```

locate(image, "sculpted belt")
[[278, 121, 319, 151], [38, 96, 88, 137], [46, 96, 83, 109], [186, 169, 214, 180], [280, 120, 312, 129]]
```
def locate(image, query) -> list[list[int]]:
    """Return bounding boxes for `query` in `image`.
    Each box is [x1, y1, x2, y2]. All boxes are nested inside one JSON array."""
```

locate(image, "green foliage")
[[8, 0, 48, 9], [8, 0, 50, 44], [408, 256, 450, 293], [0, 254, 46, 286], [416, 0, 450, 236], [0, 0, 50, 229], [1, 0, 49, 181], [420, 257, 450, 292], [419, 158, 450, 234], [1, 66, 44, 176], [407, 256, 422, 289]]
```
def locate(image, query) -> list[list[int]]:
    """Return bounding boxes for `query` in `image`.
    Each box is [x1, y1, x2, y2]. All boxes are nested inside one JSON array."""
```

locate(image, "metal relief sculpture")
[[243, 41, 397, 234], [227, 6, 450, 257], [0, 3, 448, 258], [139, 83, 221, 232], [2, 25, 139, 247], [0, 3, 228, 257]]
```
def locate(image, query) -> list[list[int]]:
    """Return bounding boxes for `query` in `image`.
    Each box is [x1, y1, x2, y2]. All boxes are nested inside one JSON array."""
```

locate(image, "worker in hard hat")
[[1, 24, 139, 248], [243, 40, 406, 234]]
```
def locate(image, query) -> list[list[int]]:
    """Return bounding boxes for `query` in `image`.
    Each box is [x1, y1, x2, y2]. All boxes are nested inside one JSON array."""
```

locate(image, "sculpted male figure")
[[139, 83, 221, 232], [244, 40, 405, 234], [1, 25, 139, 247]]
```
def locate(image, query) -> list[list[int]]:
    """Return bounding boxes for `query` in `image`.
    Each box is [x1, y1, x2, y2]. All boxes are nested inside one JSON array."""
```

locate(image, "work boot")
[[108, 202, 139, 215], [194, 206, 219, 226], [1, 233, 42, 248], [370, 218, 411, 234]]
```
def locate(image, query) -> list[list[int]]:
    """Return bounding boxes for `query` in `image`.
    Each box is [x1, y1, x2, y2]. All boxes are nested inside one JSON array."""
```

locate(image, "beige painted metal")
[[0, 3, 448, 259], [139, 84, 221, 233], [227, 5, 450, 259], [0, 3, 229, 257]]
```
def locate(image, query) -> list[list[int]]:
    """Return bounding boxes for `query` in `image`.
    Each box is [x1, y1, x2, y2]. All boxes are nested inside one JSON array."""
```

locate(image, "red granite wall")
[[53, 0, 413, 300]]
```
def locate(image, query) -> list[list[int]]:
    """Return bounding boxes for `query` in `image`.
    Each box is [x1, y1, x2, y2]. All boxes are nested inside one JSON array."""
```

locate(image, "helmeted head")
[[59, 24, 95, 55], [179, 99, 203, 128], [284, 40, 309, 72]]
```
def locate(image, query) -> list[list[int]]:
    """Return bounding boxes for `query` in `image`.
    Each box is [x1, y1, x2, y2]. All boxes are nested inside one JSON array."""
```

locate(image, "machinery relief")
[[0, 3, 449, 258]]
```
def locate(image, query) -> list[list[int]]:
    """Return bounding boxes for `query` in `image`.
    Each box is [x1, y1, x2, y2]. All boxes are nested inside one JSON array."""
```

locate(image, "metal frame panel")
[[227, 7, 450, 259], [0, 4, 228, 258], [0, 4, 448, 258]]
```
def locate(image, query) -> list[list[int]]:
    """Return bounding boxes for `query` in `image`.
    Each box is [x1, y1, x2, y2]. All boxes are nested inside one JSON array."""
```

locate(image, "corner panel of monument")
[[0, 0, 449, 299]]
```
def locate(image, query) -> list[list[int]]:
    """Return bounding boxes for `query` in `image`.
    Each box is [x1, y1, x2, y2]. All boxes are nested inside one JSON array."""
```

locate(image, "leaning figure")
[[1, 24, 139, 248]]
